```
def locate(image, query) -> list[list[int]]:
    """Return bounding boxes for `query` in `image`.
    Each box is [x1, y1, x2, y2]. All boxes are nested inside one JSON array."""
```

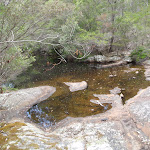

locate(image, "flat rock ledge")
[[0, 86, 56, 121], [64, 81, 88, 92]]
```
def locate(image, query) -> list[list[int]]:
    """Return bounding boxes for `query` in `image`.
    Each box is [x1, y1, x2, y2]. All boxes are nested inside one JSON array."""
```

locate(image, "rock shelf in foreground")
[[0, 86, 56, 121]]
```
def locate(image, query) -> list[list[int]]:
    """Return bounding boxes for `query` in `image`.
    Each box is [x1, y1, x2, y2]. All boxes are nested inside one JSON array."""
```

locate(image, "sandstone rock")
[[142, 60, 150, 66], [84, 50, 132, 64], [123, 56, 132, 63], [86, 55, 106, 63], [64, 81, 87, 92], [86, 56, 95, 62], [92, 94, 122, 107], [126, 87, 150, 123], [94, 55, 106, 62], [107, 56, 121, 62], [0, 121, 117, 150], [0, 86, 56, 121], [86, 55, 121, 63]]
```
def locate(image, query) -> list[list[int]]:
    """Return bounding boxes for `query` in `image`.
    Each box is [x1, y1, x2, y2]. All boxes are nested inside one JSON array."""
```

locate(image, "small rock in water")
[[109, 74, 117, 78], [135, 71, 139, 74], [109, 75, 114, 78], [65, 111, 69, 114]]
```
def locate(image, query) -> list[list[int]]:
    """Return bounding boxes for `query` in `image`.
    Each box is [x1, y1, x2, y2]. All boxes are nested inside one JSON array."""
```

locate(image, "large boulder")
[[64, 81, 88, 92], [84, 50, 133, 64], [94, 55, 107, 62], [85, 55, 122, 63], [107, 56, 121, 62], [123, 56, 132, 63], [86, 55, 106, 63]]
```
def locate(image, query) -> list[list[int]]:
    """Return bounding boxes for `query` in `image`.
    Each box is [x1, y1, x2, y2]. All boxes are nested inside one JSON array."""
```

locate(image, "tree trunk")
[[109, 35, 114, 52]]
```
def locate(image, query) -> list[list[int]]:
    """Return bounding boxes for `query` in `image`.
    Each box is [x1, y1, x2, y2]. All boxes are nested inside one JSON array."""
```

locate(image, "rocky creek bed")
[[1, 61, 150, 150]]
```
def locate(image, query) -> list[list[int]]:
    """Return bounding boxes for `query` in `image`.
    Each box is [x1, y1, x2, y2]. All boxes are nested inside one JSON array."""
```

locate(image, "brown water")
[[20, 63, 150, 128]]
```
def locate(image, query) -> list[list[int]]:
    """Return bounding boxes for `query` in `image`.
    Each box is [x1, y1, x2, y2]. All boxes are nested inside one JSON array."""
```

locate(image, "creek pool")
[[15, 63, 150, 128]]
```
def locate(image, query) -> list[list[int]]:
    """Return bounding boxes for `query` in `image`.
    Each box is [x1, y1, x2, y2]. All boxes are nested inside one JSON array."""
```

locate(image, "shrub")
[[130, 46, 150, 63]]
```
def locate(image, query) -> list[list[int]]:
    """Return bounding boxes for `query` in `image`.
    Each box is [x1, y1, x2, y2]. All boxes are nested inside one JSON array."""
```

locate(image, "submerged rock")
[[109, 87, 121, 95], [64, 81, 88, 92], [91, 94, 122, 108]]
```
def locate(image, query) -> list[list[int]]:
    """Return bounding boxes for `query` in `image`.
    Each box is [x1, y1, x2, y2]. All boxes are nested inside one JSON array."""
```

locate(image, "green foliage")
[[2, 87, 18, 93], [131, 47, 150, 63], [0, 46, 35, 84], [0, 0, 73, 86]]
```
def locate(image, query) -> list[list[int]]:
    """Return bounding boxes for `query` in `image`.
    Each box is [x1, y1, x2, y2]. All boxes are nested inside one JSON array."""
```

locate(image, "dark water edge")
[[14, 63, 150, 128]]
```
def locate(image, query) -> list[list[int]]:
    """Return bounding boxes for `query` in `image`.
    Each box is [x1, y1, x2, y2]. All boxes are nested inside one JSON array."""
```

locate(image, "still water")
[[16, 63, 149, 128]]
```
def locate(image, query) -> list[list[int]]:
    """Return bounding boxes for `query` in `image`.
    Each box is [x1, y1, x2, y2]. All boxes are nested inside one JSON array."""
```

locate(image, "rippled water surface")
[[16, 63, 150, 128]]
